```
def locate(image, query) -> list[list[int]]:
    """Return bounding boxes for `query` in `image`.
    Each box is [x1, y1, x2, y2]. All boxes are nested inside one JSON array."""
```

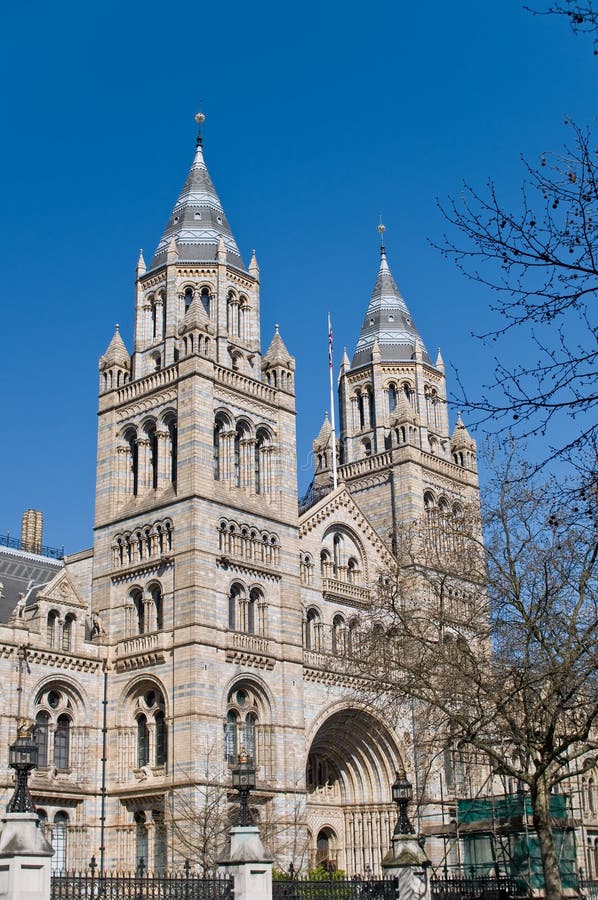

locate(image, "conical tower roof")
[[352, 246, 430, 367], [263, 325, 294, 368], [100, 325, 130, 370], [151, 121, 244, 271], [179, 294, 211, 334], [313, 412, 332, 449]]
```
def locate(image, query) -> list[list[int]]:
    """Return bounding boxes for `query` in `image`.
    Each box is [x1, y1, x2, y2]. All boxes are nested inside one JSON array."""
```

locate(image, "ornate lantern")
[[391, 767, 414, 835], [231, 748, 256, 827], [7, 721, 38, 813]]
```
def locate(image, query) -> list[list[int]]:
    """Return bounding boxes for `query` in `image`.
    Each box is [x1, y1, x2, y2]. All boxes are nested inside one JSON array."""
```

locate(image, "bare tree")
[[337, 455, 598, 900], [525, 1, 598, 53], [439, 119, 597, 474], [169, 745, 231, 875]]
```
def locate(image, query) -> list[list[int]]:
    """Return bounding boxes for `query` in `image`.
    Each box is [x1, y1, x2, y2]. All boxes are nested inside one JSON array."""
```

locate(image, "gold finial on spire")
[[195, 109, 206, 147], [378, 215, 386, 251]]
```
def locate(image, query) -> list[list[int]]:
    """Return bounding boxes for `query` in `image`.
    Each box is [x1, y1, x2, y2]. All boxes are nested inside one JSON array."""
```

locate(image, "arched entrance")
[[306, 708, 402, 875]]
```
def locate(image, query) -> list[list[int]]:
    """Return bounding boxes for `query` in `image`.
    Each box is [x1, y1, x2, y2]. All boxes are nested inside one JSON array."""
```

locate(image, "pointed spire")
[[352, 231, 429, 368], [217, 236, 227, 263], [179, 293, 211, 335], [100, 324, 131, 371], [451, 412, 476, 449], [136, 249, 146, 277], [313, 412, 332, 449], [340, 347, 350, 373], [372, 337, 382, 363], [263, 325, 294, 368], [249, 249, 260, 279], [167, 236, 178, 263], [435, 347, 445, 371], [150, 112, 245, 271]]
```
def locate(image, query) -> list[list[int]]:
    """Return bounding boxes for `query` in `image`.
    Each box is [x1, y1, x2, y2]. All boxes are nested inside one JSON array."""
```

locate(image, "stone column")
[[0, 812, 53, 900], [382, 834, 431, 900], [219, 826, 273, 900]]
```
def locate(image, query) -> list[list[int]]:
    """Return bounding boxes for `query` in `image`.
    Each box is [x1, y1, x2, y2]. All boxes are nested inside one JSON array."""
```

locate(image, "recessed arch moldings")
[[305, 703, 405, 806]]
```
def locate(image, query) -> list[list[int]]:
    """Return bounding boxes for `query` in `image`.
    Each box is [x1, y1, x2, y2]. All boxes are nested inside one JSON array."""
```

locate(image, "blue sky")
[[0, 1, 594, 552]]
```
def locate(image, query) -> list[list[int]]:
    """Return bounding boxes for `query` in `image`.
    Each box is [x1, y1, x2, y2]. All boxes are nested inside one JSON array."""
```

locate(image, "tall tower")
[[333, 233, 479, 538], [92, 115, 304, 868]]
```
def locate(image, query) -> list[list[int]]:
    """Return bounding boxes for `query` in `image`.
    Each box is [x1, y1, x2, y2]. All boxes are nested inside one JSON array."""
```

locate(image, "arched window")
[[347, 557, 359, 584], [589, 778, 596, 814], [35, 711, 50, 767], [305, 608, 321, 652], [54, 714, 70, 769], [255, 429, 269, 494], [144, 422, 158, 491], [424, 491, 436, 510], [47, 611, 59, 648], [228, 583, 244, 631], [357, 392, 365, 430], [200, 287, 210, 316], [135, 812, 148, 870], [224, 685, 263, 766], [348, 618, 361, 657], [52, 812, 69, 872], [137, 715, 150, 767], [155, 711, 167, 767], [149, 583, 163, 631], [247, 590, 256, 635], [62, 614, 75, 652], [333, 533, 343, 576], [213, 418, 222, 480], [244, 712, 257, 760], [184, 287, 193, 312], [124, 428, 139, 496], [332, 615, 346, 655], [438, 496, 450, 515], [225, 710, 239, 764], [131, 587, 144, 634]]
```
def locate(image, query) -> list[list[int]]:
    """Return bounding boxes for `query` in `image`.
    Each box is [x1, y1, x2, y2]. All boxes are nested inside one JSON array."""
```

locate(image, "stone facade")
[[0, 120, 594, 880]]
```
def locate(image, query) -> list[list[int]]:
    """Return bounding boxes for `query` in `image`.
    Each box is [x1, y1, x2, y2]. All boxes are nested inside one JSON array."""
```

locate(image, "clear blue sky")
[[0, 1, 594, 552]]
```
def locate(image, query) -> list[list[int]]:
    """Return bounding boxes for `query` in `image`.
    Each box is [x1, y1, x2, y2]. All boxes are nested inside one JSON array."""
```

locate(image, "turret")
[[262, 325, 295, 394], [99, 325, 131, 393], [451, 413, 477, 471]]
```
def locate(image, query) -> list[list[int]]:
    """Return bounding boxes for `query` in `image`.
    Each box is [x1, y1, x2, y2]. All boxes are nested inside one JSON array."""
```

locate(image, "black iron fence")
[[580, 879, 598, 900], [50, 868, 233, 900], [430, 873, 530, 900], [273, 877, 396, 899]]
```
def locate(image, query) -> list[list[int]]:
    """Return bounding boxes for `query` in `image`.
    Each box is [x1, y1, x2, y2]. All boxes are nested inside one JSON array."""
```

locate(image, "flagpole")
[[328, 313, 338, 490]]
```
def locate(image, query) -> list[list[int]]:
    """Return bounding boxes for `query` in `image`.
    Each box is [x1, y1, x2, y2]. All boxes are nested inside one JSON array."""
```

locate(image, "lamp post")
[[231, 748, 255, 827], [391, 767, 415, 835], [7, 721, 38, 813]]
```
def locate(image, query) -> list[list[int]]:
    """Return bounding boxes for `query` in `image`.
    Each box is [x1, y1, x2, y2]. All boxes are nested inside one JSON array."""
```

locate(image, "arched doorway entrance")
[[306, 707, 403, 875]]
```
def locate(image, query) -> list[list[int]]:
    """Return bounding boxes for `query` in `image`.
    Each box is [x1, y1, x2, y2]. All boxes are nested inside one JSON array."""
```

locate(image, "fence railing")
[[580, 880, 598, 900], [51, 868, 233, 900], [273, 877, 396, 899], [430, 873, 530, 900]]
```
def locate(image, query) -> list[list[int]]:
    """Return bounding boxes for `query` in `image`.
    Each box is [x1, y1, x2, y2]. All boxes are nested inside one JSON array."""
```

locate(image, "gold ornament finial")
[[238, 748, 249, 764], [195, 111, 206, 125], [378, 216, 386, 248]]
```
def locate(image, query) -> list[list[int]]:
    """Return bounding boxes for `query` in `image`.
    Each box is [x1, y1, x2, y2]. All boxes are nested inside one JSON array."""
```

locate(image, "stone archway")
[[306, 707, 402, 876]]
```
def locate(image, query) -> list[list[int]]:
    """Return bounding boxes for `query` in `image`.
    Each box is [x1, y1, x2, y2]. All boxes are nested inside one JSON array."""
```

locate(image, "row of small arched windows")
[[424, 491, 464, 516], [113, 519, 173, 567], [218, 518, 280, 566]]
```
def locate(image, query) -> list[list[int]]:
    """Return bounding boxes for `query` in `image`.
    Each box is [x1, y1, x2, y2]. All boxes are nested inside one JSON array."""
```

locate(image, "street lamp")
[[231, 748, 256, 827], [7, 721, 38, 813], [391, 767, 414, 835]]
